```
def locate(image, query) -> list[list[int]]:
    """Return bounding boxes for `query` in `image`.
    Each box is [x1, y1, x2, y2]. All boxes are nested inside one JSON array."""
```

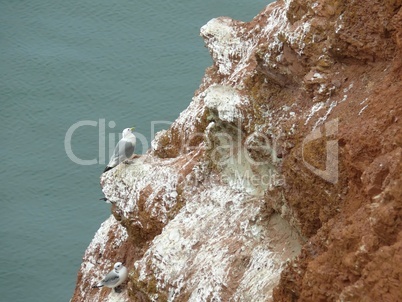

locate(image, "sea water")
[[0, 1, 270, 301]]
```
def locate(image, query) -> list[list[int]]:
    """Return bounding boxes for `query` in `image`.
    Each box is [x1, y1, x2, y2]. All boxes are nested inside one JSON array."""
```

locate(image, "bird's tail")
[[92, 284, 103, 289], [103, 166, 113, 173]]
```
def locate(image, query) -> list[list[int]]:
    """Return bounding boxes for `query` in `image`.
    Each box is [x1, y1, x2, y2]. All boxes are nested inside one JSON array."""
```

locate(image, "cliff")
[[71, 0, 402, 301]]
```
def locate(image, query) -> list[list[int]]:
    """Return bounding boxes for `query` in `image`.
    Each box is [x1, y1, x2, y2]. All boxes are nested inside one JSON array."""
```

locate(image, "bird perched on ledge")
[[92, 262, 128, 292], [103, 127, 136, 173]]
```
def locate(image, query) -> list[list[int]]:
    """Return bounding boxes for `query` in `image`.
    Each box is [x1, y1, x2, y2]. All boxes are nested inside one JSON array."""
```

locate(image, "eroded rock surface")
[[72, 0, 402, 301]]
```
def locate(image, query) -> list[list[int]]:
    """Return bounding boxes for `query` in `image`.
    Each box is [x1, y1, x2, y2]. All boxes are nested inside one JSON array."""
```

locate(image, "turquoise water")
[[0, 1, 269, 301]]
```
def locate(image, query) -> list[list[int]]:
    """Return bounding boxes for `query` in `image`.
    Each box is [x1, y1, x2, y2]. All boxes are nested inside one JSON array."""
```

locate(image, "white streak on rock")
[[305, 102, 325, 125], [358, 104, 369, 116], [204, 85, 242, 123], [313, 100, 338, 129]]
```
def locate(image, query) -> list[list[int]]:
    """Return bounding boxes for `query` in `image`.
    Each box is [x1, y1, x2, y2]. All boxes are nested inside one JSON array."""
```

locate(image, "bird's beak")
[[130, 127, 135, 132]]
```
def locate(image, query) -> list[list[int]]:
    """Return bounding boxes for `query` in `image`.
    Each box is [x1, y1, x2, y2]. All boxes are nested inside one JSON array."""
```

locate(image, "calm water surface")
[[0, 1, 270, 301]]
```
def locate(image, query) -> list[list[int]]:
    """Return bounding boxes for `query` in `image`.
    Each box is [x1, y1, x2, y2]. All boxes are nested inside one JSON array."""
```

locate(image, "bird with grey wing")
[[103, 127, 136, 173], [92, 262, 128, 293]]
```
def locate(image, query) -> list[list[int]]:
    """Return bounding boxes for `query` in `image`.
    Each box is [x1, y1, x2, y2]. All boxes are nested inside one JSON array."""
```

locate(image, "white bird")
[[92, 262, 128, 292], [103, 127, 136, 173]]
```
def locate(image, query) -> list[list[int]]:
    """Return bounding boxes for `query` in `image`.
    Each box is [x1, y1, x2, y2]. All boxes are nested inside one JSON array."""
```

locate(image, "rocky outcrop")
[[72, 0, 402, 301]]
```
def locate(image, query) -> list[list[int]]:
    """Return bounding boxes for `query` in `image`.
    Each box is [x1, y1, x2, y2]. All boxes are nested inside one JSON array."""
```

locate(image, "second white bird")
[[92, 262, 128, 291]]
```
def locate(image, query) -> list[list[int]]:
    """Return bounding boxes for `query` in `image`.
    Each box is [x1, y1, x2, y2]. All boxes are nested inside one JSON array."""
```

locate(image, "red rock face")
[[72, 0, 402, 301]]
